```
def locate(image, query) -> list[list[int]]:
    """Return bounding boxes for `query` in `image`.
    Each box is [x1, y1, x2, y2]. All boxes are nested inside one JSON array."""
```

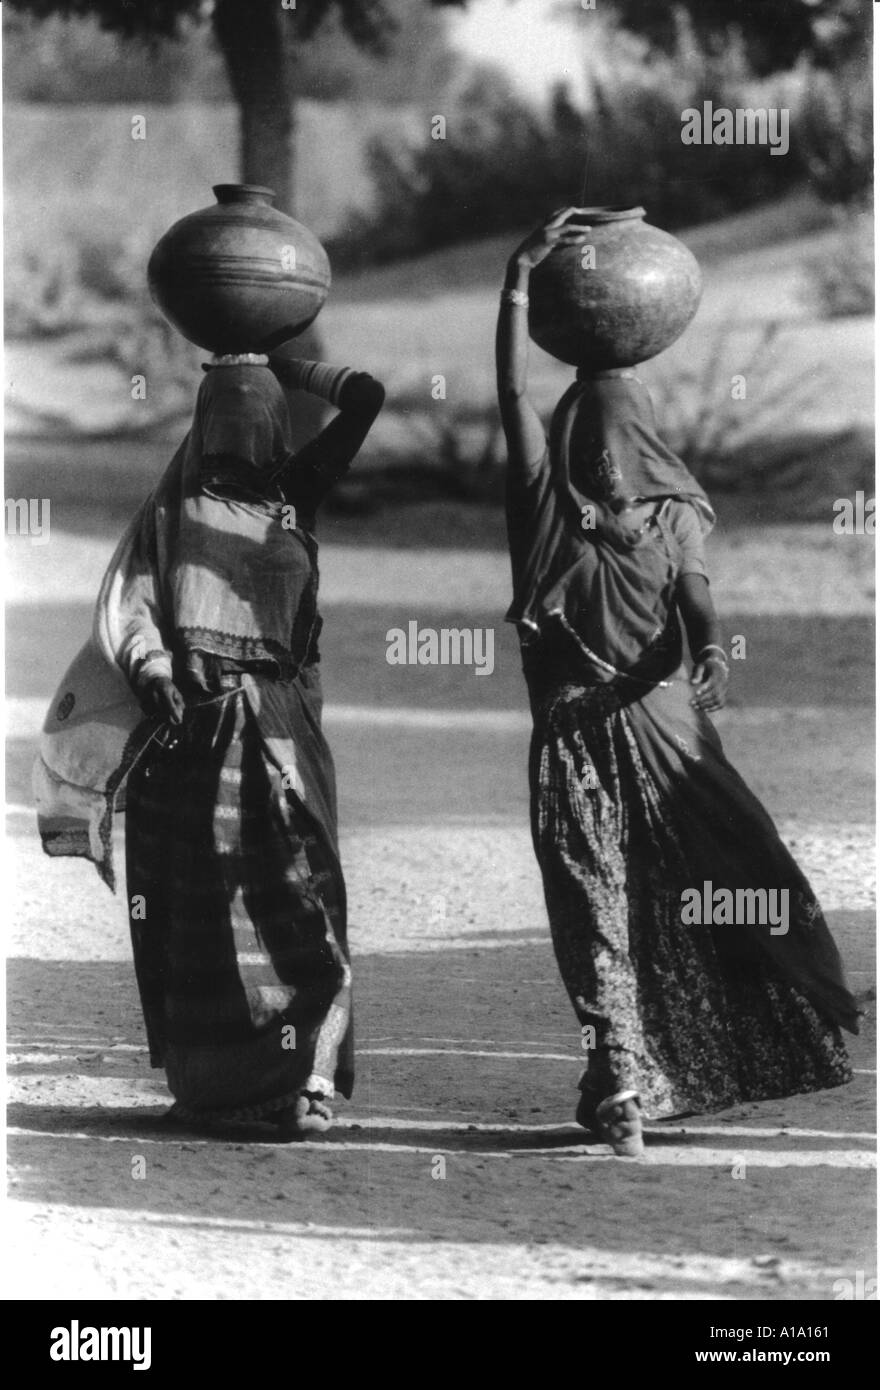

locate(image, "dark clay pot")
[[147, 184, 331, 354], [528, 207, 702, 371]]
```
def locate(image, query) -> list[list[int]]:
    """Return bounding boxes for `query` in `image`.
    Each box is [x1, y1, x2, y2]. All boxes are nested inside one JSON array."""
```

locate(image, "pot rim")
[[562, 206, 646, 224], [212, 183, 277, 205]]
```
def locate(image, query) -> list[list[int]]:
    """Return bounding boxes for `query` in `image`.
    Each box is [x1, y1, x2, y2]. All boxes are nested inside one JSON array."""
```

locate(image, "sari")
[[506, 373, 857, 1120], [35, 365, 353, 1121]]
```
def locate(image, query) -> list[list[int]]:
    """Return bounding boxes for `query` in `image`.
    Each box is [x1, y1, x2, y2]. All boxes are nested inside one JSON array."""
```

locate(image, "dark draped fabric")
[[507, 374, 858, 1118], [122, 366, 353, 1119], [506, 372, 714, 642], [127, 665, 353, 1119]]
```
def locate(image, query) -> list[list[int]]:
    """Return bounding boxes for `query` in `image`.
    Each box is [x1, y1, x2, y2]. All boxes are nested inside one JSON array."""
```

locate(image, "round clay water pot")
[[147, 184, 331, 354], [528, 207, 702, 371]]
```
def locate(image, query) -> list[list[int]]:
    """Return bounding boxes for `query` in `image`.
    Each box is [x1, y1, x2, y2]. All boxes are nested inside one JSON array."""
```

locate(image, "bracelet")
[[135, 651, 174, 690], [698, 644, 729, 667], [290, 360, 356, 407], [500, 288, 529, 308]]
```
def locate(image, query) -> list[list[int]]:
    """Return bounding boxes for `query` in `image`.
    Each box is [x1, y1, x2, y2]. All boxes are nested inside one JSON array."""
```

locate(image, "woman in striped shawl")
[[36, 356, 383, 1137]]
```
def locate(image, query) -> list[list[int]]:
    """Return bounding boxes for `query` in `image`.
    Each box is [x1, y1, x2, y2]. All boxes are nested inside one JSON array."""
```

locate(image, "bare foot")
[[275, 1091, 333, 1140], [595, 1091, 644, 1158]]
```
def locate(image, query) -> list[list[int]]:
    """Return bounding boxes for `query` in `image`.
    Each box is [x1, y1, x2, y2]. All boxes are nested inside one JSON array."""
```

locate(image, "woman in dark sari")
[[128, 358, 387, 1137], [37, 355, 383, 1138], [497, 211, 858, 1157]]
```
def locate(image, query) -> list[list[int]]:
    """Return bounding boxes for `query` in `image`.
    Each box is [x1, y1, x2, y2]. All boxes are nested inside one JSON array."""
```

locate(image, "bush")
[[5, 238, 87, 339], [794, 59, 873, 209], [5, 220, 159, 337], [644, 319, 861, 494], [802, 213, 873, 318], [329, 40, 805, 269]]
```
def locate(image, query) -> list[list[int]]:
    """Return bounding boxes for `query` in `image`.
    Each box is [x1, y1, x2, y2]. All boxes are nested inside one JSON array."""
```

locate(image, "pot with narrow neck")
[[147, 184, 331, 355], [527, 207, 702, 371]]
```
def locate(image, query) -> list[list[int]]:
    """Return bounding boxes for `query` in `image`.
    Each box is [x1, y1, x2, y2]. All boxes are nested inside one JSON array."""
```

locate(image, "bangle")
[[698, 644, 728, 666], [285, 359, 356, 407], [500, 288, 529, 308], [135, 651, 173, 690]]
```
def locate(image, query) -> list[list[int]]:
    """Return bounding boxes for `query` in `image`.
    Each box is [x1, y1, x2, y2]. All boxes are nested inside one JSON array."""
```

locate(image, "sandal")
[[595, 1090, 644, 1158], [275, 1090, 334, 1140]]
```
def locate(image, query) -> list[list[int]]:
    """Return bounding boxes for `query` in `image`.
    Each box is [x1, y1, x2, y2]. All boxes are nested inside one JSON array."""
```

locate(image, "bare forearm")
[[677, 573, 723, 659], [496, 258, 547, 475], [678, 572, 729, 711], [497, 211, 586, 475], [496, 257, 532, 403], [282, 371, 385, 504], [294, 399, 381, 485]]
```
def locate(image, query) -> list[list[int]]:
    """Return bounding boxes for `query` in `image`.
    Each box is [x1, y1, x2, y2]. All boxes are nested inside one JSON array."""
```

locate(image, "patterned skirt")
[[125, 680, 353, 1121], [529, 677, 854, 1120]]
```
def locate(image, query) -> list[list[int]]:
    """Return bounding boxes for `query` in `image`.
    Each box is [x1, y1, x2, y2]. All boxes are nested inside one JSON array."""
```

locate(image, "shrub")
[[329, 40, 805, 269], [802, 213, 873, 318], [5, 238, 87, 339], [5, 220, 160, 337], [644, 318, 859, 494], [794, 59, 873, 210]]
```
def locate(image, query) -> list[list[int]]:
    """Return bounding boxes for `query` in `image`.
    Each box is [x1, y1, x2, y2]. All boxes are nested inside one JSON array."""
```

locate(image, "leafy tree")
[[602, 0, 872, 209], [606, 0, 869, 76], [7, 0, 466, 212]]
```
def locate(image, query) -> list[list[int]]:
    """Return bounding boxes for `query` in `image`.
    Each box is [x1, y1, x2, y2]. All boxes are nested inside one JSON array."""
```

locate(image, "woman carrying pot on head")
[[35, 354, 384, 1138], [496, 209, 859, 1157]]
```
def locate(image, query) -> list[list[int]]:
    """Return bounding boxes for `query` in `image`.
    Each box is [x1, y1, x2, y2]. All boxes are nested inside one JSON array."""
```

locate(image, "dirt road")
[[5, 529, 875, 1300]]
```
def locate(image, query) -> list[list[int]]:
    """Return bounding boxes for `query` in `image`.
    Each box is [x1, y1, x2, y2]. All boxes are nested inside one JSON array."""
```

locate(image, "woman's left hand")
[[143, 675, 186, 725], [690, 656, 728, 712]]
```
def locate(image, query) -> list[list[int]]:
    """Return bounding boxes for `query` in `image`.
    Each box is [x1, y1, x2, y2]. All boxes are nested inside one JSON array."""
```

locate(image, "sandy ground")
[[4, 525, 876, 1301]]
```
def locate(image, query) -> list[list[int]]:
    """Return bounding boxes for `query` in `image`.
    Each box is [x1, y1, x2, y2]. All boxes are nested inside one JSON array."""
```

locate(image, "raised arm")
[[269, 358, 385, 514], [676, 572, 729, 713], [496, 209, 586, 479]]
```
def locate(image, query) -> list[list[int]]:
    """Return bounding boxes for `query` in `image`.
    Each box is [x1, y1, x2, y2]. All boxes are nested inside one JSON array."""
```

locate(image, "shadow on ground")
[[8, 944, 876, 1278]]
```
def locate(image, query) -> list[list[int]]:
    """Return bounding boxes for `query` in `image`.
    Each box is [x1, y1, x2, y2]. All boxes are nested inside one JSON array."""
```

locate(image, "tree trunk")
[[212, 0, 327, 448], [212, 0, 295, 213]]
